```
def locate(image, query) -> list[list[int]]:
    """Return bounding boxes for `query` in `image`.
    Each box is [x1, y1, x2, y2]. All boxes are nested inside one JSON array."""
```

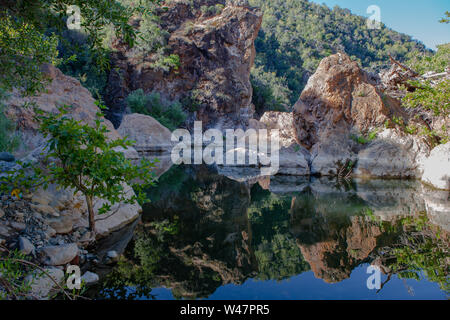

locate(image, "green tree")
[[1, 105, 157, 235], [36, 105, 156, 234], [0, 0, 155, 95]]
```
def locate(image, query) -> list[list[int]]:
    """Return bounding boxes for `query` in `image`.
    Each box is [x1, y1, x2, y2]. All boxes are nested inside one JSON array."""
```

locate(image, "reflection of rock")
[[296, 216, 382, 283], [268, 176, 309, 194], [291, 192, 383, 283], [139, 166, 255, 298], [289, 179, 449, 284], [420, 186, 450, 232], [355, 179, 427, 220], [421, 142, 450, 190]]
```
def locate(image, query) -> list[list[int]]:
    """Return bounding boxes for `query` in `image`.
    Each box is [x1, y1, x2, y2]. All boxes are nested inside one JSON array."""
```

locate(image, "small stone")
[[30, 203, 59, 217], [39, 243, 79, 266], [0, 152, 15, 162], [0, 224, 13, 238], [18, 236, 35, 255], [81, 271, 99, 285], [15, 212, 25, 222], [9, 221, 26, 231], [44, 226, 56, 239], [47, 215, 73, 234], [105, 250, 119, 264], [0, 208, 4, 219]]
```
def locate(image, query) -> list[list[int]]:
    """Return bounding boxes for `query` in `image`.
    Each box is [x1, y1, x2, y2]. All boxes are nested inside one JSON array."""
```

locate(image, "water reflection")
[[95, 165, 449, 300]]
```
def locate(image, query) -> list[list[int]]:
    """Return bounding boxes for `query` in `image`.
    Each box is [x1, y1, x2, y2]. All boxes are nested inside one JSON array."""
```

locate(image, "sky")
[[309, 0, 449, 51]]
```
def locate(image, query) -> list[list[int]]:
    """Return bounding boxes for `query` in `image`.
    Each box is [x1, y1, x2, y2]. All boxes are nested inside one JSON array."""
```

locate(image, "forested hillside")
[[249, 0, 433, 112]]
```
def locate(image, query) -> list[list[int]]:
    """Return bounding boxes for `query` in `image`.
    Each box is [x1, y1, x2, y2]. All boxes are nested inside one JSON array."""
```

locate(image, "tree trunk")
[[86, 195, 96, 234]]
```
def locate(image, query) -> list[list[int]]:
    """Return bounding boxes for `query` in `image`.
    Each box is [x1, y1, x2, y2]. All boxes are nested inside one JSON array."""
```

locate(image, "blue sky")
[[310, 0, 449, 50]]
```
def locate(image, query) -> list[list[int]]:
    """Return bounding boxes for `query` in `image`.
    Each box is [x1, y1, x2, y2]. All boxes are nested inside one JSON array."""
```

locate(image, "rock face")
[[106, 0, 262, 130], [118, 113, 173, 153], [421, 142, 450, 190], [354, 129, 430, 178], [293, 53, 391, 149], [5, 64, 138, 160], [292, 53, 430, 177]]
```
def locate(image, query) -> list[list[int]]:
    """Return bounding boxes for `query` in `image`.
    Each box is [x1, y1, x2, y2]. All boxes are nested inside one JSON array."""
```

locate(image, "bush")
[[126, 90, 187, 131], [251, 66, 291, 114]]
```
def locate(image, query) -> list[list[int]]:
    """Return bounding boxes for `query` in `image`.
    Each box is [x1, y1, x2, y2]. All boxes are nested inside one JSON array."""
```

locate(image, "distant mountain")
[[249, 0, 432, 110]]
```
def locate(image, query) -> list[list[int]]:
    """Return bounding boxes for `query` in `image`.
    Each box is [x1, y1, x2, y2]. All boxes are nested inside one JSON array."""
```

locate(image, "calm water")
[[90, 165, 449, 300]]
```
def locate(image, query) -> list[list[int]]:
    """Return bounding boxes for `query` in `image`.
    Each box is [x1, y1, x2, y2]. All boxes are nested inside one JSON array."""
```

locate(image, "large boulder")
[[293, 53, 391, 150], [354, 129, 429, 178], [421, 142, 450, 190], [105, 0, 263, 130], [5, 64, 138, 160], [292, 53, 429, 177], [3, 65, 143, 239], [117, 113, 174, 153]]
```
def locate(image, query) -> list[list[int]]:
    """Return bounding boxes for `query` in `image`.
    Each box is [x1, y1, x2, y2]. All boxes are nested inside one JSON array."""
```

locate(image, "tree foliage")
[[0, 0, 155, 95], [249, 0, 431, 106], [126, 89, 187, 131], [1, 105, 157, 234]]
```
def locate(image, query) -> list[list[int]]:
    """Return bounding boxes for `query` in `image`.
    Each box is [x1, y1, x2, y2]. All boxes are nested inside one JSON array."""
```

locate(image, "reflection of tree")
[[373, 213, 449, 294], [99, 220, 177, 300], [98, 168, 449, 299], [254, 234, 309, 281], [248, 185, 310, 281]]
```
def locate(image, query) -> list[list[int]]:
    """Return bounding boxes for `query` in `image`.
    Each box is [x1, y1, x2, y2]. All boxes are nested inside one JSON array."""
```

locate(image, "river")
[[87, 164, 449, 300]]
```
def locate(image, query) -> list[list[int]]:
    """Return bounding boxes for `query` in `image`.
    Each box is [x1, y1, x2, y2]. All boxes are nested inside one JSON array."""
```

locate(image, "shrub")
[[126, 90, 187, 131]]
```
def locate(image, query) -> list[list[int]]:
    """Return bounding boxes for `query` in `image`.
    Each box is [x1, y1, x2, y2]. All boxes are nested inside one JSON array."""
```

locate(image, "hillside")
[[248, 0, 433, 111]]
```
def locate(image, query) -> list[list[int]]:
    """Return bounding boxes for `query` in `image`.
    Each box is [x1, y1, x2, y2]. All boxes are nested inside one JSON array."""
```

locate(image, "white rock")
[[421, 142, 450, 190], [81, 271, 99, 285], [25, 267, 65, 299]]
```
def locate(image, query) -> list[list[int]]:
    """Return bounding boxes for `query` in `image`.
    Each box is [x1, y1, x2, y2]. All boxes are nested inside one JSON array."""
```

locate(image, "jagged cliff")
[[105, 0, 262, 130]]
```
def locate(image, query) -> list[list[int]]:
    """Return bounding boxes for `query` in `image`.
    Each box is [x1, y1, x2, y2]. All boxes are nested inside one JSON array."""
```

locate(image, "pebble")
[[0, 208, 4, 219], [81, 271, 99, 285], [18, 236, 35, 255]]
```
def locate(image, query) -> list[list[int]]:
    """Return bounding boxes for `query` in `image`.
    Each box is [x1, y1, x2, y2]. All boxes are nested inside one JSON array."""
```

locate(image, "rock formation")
[[291, 53, 432, 178], [118, 113, 174, 153], [105, 0, 262, 130]]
